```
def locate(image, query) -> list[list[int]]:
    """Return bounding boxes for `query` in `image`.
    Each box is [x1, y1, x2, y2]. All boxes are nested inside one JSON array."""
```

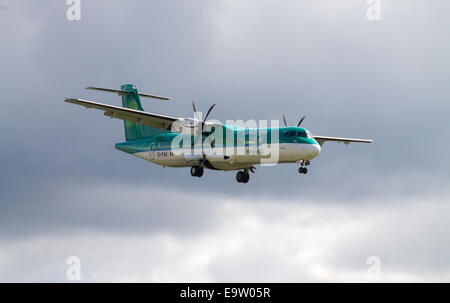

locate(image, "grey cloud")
[[1, 1, 449, 198], [0, 179, 222, 239], [1, 194, 450, 282], [1, 0, 450, 282]]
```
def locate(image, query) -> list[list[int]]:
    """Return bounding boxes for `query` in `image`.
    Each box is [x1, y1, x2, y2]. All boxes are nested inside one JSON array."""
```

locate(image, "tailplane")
[[87, 84, 171, 141]]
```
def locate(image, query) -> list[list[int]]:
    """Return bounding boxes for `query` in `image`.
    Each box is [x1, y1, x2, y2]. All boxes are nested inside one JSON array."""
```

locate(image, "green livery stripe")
[[115, 127, 318, 154]]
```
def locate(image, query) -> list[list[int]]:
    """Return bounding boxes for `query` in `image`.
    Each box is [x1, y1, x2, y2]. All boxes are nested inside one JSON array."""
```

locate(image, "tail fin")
[[120, 84, 168, 141], [85, 84, 171, 141]]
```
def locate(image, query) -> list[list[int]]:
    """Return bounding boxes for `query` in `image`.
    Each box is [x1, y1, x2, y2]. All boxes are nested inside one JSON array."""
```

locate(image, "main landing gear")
[[298, 160, 310, 175], [236, 169, 250, 183], [190, 165, 204, 177]]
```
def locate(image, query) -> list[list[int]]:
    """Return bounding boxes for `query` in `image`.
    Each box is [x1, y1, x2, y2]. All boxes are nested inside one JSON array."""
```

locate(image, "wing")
[[65, 98, 177, 130], [314, 136, 373, 146]]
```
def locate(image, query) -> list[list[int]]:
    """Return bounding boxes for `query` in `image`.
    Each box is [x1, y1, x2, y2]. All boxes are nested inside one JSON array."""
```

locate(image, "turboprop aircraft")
[[65, 84, 372, 183]]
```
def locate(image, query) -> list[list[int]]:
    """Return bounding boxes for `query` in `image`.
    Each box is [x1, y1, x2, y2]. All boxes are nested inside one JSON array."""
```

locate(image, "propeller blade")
[[190, 102, 216, 156], [282, 114, 288, 127], [192, 101, 201, 122], [204, 103, 216, 123], [297, 115, 306, 126]]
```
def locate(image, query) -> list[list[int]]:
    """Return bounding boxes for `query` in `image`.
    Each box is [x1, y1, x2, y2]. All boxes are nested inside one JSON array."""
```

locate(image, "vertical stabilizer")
[[120, 84, 167, 141]]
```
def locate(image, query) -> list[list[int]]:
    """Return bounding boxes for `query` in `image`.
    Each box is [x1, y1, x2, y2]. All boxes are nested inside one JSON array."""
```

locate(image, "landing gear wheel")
[[236, 171, 250, 183], [236, 171, 244, 183], [242, 172, 249, 183], [196, 166, 204, 177], [299, 167, 308, 174], [191, 166, 204, 177]]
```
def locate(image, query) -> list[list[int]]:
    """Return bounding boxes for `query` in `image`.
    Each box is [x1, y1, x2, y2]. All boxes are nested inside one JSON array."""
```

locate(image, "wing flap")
[[65, 98, 177, 130]]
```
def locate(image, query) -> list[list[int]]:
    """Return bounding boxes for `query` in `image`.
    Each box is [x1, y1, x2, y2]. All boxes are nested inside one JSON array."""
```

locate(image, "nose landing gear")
[[298, 160, 310, 175], [299, 167, 308, 174]]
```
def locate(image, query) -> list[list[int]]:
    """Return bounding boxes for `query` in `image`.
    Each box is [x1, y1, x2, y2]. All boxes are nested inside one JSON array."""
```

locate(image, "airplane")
[[65, 84, 372, 183]]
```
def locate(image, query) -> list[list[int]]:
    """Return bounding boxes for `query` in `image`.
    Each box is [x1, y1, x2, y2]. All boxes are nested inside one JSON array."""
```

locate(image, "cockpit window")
[[297, 131, 307, 138], [284, 130, 309, 137], [283, 129, 313, 138]]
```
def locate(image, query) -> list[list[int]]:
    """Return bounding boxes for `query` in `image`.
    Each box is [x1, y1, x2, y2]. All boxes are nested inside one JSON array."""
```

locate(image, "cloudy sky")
[[1, 0, 449, 282]]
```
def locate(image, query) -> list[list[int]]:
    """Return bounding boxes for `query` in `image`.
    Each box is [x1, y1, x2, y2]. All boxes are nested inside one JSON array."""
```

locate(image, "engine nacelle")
[[170, 118, 200, 135], [171, 118, 222, 136]]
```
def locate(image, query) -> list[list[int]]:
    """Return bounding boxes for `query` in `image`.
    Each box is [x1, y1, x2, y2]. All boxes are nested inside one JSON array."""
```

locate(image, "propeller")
[[192, 101, 216, 129], [192, 101, 216, 163], [282, 114, 306, 127]]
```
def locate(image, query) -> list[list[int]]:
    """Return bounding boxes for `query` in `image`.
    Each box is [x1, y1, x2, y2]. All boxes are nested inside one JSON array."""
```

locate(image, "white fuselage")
[[132, 143, 321, 171]]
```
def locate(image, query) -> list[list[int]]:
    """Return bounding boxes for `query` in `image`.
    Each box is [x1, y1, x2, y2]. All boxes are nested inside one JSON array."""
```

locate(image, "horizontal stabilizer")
[[86, 86, 171, 100]]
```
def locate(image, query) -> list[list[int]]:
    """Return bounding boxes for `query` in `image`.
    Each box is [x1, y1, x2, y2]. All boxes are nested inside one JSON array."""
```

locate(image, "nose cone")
[[311, 143, 321, 158]]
